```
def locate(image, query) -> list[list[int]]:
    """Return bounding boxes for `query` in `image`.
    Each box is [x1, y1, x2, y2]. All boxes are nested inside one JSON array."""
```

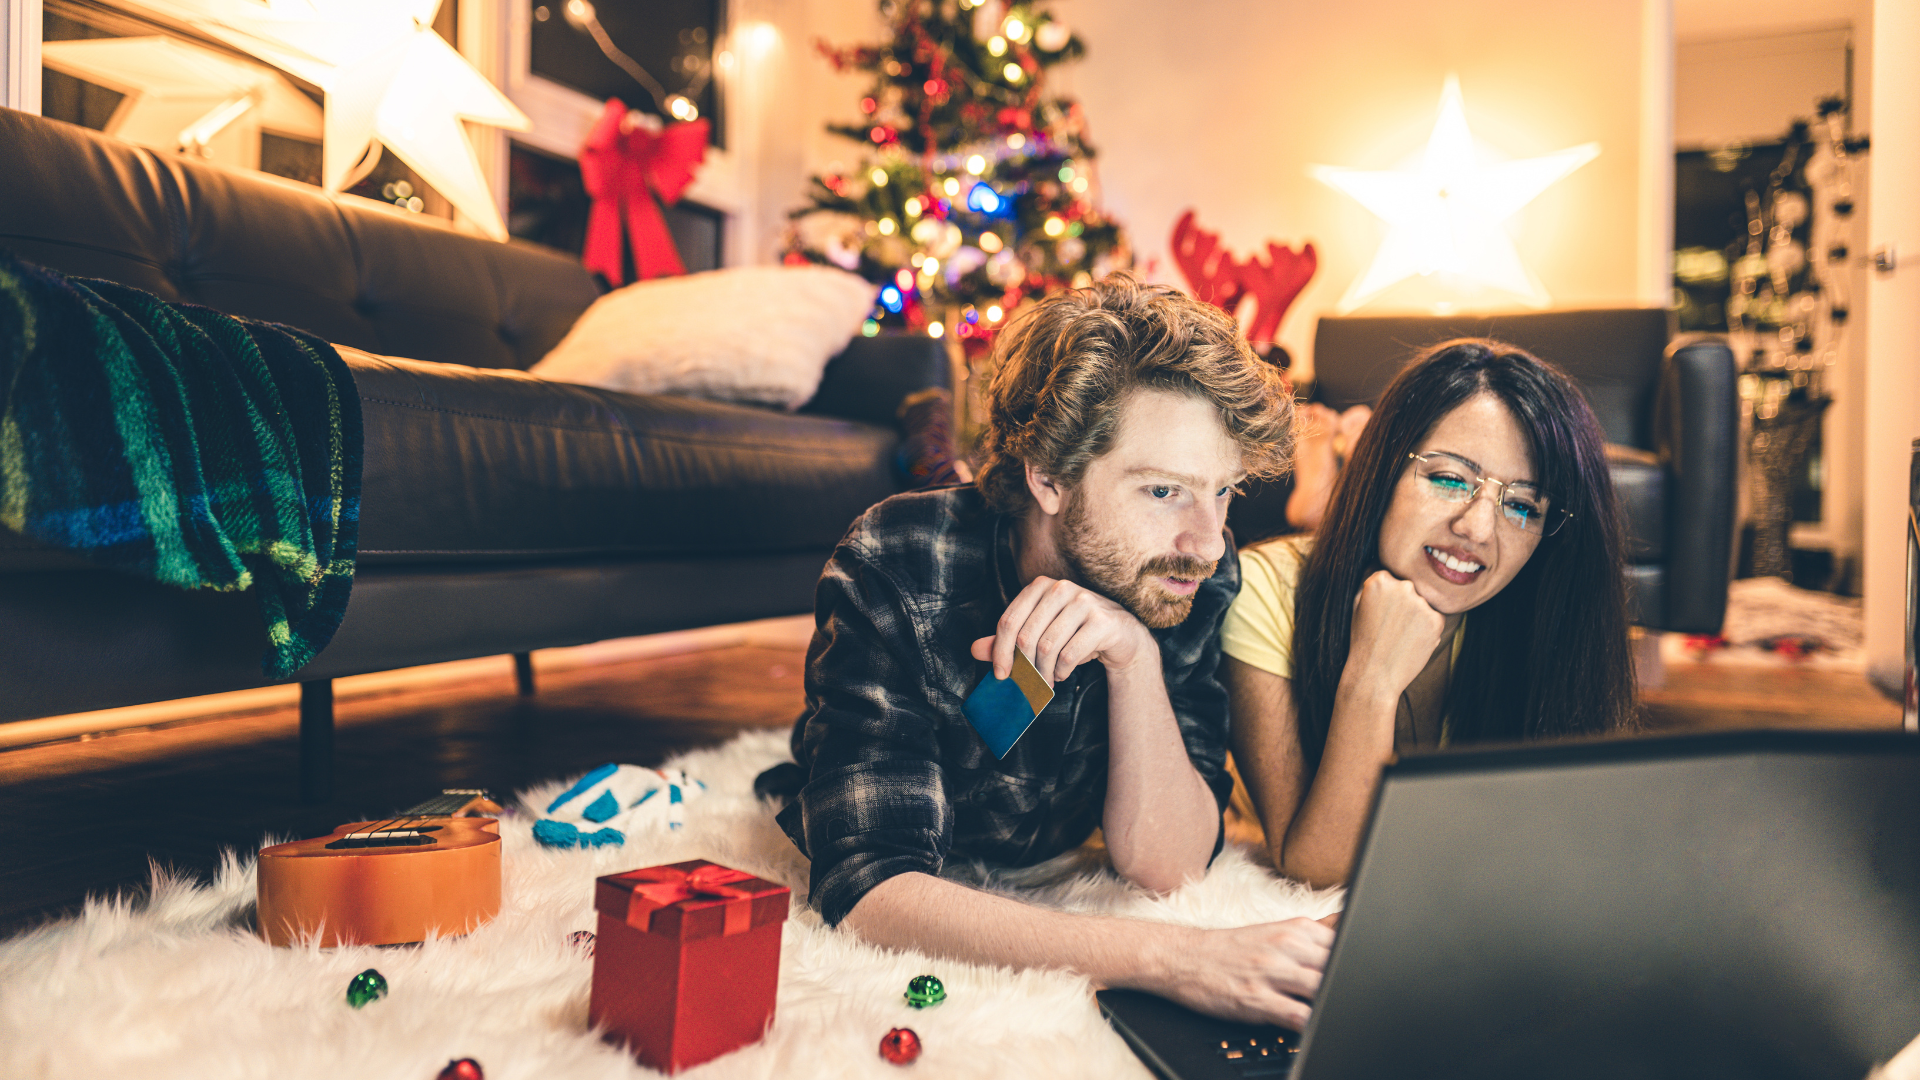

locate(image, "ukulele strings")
[[352, 793, 472, 841]]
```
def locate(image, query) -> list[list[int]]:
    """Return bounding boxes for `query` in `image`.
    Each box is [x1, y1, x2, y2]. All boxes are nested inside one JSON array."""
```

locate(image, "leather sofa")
[[1227, 309, 1738, 634], [0, 107, 946, 794]]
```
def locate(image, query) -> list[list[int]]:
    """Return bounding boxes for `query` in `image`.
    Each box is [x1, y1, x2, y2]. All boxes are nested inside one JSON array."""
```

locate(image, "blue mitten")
[[531, 764, 706, 849]]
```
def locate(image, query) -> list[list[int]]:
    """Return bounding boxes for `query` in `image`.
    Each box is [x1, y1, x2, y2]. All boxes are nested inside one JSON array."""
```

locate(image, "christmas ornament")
[[580, 100, 711, 286], [903, 974, 947, 1008], [944, 246, 989, 282], [880, 1027, 923, 1065], [345, 968, 388, 1008], [436, 1059, 484, 1080], [1310, 75, 1598, 312], [972, 1, 1008, 42], [985, 250, 1024, 287], [570, 930, 596, 957]]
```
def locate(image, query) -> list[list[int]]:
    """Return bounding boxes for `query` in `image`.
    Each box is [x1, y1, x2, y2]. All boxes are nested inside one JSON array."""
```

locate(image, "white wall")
[[1043, 0, 1662, 381], [1862, 0, 1920, 687], [728, 0, 883, 268], [1674, 26, 1850, 148], [1, 0, 42, 114]]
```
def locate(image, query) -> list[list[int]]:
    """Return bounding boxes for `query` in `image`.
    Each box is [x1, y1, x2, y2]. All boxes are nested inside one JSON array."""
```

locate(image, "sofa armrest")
[[799, 335, 952, 427], [1653, 334, 1739, 633]]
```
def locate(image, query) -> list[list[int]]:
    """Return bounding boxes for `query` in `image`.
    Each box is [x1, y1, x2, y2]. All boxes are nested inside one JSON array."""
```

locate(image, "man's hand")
[[1150, 918, 1335, 1030], [848, 875, 1335, 1033], [971, 575, 1154, 686]]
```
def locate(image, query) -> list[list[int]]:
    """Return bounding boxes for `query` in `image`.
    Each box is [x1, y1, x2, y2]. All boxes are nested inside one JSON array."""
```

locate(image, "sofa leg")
[[513, 652, 537, 697], [299, 680, 334, 804]]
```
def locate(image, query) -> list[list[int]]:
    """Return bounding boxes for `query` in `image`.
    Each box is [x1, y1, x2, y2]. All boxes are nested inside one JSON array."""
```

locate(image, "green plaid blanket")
[[0, 250, 362, 680]]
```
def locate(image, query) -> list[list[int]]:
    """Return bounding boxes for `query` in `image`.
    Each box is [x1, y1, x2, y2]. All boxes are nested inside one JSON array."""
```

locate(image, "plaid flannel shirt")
[[772, 485, 1239, 926]]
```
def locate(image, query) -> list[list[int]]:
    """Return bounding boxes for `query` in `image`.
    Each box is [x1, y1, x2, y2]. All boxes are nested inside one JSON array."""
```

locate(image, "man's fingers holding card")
[[1024, 578, 1092, 684], [987, 576, 1151, 684], [987, 576, 1054, 680]]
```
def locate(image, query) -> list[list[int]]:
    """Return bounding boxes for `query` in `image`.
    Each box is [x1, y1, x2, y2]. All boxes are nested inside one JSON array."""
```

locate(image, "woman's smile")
[[1422, 544, 1485, 584]]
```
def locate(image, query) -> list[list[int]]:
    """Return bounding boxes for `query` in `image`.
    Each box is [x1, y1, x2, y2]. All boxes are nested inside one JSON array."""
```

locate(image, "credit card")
[[962, 649, 1056, 759]]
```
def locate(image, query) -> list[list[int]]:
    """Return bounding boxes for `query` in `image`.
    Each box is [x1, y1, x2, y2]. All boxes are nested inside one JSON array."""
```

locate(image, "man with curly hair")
[[759, 275, 1328, 1027]]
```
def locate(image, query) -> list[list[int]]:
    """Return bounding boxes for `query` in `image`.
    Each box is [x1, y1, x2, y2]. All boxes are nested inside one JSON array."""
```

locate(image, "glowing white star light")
[[39, 36, 322, 164], [1311, 76, 1599, 312], [115, 0, 529, 240]]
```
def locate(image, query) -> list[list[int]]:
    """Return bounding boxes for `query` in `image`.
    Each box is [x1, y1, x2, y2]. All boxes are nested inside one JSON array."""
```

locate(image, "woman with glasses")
[[1222, 338, 1635, 887]]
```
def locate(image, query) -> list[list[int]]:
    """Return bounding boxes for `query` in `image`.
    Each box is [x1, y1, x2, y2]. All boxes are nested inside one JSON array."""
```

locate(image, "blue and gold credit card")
[[962, 649, 1056, 759]]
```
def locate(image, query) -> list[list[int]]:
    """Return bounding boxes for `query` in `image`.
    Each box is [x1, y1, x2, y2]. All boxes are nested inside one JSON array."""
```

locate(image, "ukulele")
[[257, 789, 504, 947]]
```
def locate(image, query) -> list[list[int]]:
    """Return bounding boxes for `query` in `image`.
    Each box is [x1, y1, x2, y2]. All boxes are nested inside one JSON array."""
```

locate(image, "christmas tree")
[[782, 0, 1130, 354]]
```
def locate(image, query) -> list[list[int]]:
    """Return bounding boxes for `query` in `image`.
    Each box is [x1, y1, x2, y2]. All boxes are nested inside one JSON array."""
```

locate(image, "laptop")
[[1099, 730, 1920, 1080]]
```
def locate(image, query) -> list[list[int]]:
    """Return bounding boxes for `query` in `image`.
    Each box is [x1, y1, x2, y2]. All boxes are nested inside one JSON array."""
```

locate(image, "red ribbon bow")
[[580, 99, 711, 286], [622, 863, 760, 936]]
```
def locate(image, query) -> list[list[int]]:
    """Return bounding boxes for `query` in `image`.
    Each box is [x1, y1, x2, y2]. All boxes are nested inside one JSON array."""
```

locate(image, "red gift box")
[[589, 860, 790, 1073]]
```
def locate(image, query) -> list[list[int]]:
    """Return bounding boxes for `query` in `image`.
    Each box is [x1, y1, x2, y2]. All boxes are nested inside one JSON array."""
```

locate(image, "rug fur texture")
[[1662, 575, 1866, 669], [0, 730, 1339, 1080]]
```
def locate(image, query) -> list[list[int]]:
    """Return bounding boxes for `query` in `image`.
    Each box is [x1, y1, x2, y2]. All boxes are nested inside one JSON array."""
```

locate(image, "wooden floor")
[[0, 633, 1904, 936], [0, 643, 808, 936], [1639, 661, 1905, 731]]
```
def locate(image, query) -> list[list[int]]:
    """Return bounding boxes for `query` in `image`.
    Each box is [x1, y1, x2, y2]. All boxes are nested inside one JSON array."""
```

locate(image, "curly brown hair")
[[973, 273, 1294, 513]]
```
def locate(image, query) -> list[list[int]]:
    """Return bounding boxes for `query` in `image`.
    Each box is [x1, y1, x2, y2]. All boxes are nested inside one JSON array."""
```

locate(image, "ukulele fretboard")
[[402, 790, 489, 817], [322, 790, 492, 850]]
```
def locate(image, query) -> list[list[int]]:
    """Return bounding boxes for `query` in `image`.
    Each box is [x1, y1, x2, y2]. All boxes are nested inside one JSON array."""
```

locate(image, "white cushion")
[[530, 265, 879, 410]]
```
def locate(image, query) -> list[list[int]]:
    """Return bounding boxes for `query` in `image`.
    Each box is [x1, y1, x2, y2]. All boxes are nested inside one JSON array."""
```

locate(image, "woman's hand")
[[1342, 570, 1446, 705]]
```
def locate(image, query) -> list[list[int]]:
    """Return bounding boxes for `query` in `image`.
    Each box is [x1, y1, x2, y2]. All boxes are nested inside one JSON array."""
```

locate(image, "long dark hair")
[[1289, 339, 1634, 767]]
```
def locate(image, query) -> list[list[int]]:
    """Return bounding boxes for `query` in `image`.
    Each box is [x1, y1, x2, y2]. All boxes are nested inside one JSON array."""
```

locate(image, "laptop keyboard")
[[1097, 988, 1306, 1080], [1214, 1033, 1299, 1078]]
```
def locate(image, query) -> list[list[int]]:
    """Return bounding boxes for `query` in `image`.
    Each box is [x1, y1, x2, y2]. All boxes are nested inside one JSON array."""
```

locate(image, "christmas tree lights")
[[782, 0, 1130, 351]]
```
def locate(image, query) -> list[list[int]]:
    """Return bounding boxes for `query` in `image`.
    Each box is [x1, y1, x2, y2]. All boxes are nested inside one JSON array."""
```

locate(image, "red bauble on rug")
[[880, 1027, 923, 1065]]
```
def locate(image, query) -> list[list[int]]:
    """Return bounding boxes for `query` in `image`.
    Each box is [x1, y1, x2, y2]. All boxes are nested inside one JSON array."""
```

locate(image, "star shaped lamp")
[[39, 36, 322, 163], [1311, 76, 1599, 312], [115, 0, 529, 240]]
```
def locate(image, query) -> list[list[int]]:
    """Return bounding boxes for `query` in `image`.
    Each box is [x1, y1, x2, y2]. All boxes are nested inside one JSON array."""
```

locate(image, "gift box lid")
[[595, 860, 790, 941]]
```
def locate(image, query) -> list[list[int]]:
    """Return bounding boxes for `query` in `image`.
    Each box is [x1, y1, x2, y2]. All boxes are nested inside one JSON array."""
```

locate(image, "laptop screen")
[[1296, 730, 1920, 1080]]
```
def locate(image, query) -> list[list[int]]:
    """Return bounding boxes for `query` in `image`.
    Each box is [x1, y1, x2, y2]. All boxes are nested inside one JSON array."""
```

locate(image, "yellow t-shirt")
[[1220, 535, 1315, 679], [1221, 535, 1463, 749]]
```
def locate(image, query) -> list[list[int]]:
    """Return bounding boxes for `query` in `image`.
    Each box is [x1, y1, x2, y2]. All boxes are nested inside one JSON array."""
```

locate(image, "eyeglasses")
[[1405, 452, 1571, 536]]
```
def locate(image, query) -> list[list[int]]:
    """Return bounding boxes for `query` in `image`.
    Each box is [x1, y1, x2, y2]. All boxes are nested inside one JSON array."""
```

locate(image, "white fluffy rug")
[[0, 731, 1338, 1080], [1663, 575, 1867, 670]]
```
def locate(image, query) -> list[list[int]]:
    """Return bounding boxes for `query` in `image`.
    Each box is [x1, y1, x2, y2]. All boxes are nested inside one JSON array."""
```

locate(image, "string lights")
[[783, 0, 1128, 353]]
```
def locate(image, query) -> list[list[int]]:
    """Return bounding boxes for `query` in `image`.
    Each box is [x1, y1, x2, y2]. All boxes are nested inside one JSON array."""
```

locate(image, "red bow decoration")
[[620, 863, 759, 935], [580, 99, 710, 286], [1171, 210, 1317, 360]]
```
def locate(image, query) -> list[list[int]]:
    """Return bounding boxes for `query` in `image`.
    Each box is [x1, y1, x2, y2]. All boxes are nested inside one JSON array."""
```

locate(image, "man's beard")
[[1059, 493, 1218, 630]]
